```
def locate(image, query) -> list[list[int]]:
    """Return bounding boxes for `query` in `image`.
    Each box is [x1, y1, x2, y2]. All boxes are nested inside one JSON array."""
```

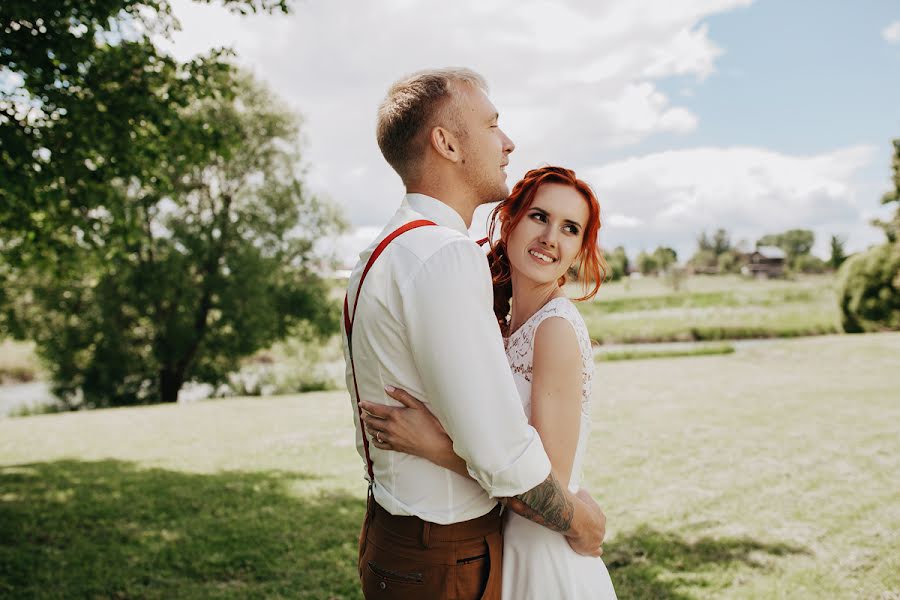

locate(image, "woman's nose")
[[539, 226, 557, 247]]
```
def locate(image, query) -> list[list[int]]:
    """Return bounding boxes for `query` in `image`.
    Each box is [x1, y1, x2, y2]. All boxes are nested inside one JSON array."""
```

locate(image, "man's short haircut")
[[376, 67, 488, 182]]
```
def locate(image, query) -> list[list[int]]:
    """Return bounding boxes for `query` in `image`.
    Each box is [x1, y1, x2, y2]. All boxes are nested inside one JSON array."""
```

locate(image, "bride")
[[361, 165, 618, 599]]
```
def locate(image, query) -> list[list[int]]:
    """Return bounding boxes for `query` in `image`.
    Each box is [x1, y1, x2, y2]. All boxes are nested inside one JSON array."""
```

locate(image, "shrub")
[[793, 254, 828, 274], [837, 243, 900, 333]]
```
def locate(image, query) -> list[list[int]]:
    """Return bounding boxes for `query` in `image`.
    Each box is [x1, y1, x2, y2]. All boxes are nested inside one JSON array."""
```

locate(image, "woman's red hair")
[[486, 166, 608, 328]]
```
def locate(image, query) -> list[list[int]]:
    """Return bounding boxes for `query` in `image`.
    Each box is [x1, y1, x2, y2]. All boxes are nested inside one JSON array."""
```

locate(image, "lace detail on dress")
[[503, 297, 594, 415]]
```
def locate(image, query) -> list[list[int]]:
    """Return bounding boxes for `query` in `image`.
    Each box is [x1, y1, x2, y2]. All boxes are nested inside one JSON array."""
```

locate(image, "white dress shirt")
[[342, 193, 552, 524]]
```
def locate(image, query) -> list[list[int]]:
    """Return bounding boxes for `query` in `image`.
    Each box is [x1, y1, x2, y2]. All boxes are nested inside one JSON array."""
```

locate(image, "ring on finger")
[[375, 431, 383, 443]]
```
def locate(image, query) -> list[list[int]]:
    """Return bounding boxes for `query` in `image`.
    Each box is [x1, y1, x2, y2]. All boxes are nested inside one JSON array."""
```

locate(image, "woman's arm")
[[360, 315, 583, 485], [359, 390, 470, 477], [528, 316, 584, 488]]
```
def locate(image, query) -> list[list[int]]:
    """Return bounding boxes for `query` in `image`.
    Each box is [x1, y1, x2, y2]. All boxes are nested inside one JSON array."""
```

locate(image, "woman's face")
[[505, 182, 589, 288]]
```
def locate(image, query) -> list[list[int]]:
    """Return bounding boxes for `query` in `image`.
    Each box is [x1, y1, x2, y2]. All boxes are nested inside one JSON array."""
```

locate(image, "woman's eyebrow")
[[531, 206, 582, 229]]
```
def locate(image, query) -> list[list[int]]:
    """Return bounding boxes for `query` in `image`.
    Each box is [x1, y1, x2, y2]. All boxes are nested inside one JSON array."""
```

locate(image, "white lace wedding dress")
[[501, 297, 617, 600]]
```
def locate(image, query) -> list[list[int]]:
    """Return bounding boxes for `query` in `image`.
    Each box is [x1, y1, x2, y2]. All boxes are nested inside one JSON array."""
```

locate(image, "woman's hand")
[[359, 386, 454, 467], [567, 488, 606, 557]]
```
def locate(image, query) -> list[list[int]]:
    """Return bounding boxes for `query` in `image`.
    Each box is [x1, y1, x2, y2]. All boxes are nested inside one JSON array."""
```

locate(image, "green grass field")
[[2, 332, 898, 599], [577, 274, 841, 344]]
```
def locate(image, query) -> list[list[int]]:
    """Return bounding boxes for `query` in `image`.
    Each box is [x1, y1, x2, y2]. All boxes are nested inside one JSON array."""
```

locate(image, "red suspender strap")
[[343, 219, 436, 484]]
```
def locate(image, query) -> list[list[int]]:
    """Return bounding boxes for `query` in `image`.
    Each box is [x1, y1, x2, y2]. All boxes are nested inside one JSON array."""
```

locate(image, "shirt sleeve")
[[400, 238, 552, 498]]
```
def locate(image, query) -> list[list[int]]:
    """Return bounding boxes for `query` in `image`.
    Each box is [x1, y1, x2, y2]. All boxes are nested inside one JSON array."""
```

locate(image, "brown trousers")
[[358, 494, 503, 600]]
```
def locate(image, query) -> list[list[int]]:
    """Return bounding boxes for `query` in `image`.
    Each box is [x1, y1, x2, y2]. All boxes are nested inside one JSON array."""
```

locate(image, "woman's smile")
[[527, 248, 557, 264]]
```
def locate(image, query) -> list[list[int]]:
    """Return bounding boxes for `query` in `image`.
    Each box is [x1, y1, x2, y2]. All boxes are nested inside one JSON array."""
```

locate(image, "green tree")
[[689, 229, 732, 272], [605, 246, 630, 281], [688, 249, 718, 271], [837, 243, 900, 333], [712, 228, 732, 257], [696, 231, 713, 253], [793, 254, 827, 274], [652, 247, 678, 272], [872, 139, 900, 243], [757, 229, 815, 269], [7, 71, 343, 407], [716, 250, 744, 274], [829, 235, 848, 270], [838, 140, 900, 333], [636, 251, 658, 276], [0, 0, 292, 336], [1, 0, 347, 408]]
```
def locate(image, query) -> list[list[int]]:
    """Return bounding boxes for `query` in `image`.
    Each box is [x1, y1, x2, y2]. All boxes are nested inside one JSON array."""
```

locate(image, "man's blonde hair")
[[376, 67, 488, 182]]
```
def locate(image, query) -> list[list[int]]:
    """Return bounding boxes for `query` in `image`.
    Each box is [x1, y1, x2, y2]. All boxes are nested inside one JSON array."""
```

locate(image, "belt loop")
[[421, 521, 431, 549]]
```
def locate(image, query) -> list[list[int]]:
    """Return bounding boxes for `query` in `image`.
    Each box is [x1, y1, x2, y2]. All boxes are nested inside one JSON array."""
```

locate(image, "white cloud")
[[582, 145, 883, 258], [161, 0, 752, 229], [607, 214, 644, 228], [882, 20, 900, 44], [318, 226, 383, 269]]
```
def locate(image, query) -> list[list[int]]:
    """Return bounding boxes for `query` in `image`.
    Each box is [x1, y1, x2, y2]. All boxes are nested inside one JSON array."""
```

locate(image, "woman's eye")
[[564, 226, 579, 235], [531, 213, 546, 222]]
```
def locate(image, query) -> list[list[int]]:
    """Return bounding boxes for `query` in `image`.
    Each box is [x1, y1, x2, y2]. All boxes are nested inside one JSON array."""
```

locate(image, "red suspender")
[[343, 219, 437, 483]]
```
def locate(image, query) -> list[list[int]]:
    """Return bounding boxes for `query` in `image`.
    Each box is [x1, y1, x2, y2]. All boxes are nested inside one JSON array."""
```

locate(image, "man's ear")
[[430, 126, 461, 163]]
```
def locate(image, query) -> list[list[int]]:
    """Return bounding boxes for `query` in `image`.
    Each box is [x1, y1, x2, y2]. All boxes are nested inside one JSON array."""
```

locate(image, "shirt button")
[[379, 581, 387, 590]]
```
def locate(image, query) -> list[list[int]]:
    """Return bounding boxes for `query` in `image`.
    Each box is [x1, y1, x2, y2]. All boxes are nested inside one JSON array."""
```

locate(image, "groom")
[[342, 67, 605, 600]]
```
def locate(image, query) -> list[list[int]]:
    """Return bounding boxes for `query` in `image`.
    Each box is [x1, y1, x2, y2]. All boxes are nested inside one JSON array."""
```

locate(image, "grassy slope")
[[577, 274, 841, 344], [1, 333, 899, 598]]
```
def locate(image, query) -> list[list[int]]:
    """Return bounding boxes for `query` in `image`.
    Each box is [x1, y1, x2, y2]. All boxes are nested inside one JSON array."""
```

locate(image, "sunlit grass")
[[574, 274, 841, 344], [597, 343, 735, 361], [2, 333, 898, 598], [0, 339, 42, 384]]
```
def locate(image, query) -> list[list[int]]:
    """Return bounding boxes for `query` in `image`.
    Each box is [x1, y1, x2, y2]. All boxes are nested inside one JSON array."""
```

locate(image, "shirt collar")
[[403, 193, 470, 237]]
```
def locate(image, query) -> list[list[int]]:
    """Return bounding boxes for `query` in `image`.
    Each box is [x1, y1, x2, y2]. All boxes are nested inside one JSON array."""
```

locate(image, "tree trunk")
[[160, 368, 183, 403]]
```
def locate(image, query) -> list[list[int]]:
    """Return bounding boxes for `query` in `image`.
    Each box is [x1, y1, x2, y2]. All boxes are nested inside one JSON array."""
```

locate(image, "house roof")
[[755, 245, 787, 259]]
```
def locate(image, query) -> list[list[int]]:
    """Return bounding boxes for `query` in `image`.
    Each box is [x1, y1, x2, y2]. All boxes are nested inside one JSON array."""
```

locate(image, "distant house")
[[742, 246, 786, 278]]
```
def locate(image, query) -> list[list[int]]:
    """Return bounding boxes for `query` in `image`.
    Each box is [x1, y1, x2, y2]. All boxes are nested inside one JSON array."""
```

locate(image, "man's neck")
[[406, 183, 475, 229]]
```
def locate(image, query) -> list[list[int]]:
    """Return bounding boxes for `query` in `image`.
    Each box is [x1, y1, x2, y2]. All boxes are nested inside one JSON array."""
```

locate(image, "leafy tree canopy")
[[1, 0, 291, 266], [1, 0, 348, 408], [756, 229, 815, 269], [872, 139, 900, 243]]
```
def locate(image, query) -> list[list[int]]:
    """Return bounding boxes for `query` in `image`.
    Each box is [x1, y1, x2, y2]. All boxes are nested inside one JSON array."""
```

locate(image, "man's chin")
[[471, 180, 510, 205], [489, 183, 511, 203]]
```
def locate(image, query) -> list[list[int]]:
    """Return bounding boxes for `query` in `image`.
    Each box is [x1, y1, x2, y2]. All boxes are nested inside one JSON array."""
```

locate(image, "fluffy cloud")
[[582, 145, 883, 259], [162, 0, 751, 228], [883, 20, 900, 44]]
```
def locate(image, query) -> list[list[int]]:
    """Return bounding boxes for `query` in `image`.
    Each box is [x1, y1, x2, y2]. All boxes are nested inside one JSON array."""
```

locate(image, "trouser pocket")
[[361, 557, 431, 599]]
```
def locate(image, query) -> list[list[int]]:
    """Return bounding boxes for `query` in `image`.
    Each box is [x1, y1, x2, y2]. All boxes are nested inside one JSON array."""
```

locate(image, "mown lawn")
[[577, 274, 841, 344], [1, 332, 898, 599]]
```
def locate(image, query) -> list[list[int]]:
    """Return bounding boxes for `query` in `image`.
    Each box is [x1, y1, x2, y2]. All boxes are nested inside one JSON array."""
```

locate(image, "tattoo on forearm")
[[506, 472, 574, 532]]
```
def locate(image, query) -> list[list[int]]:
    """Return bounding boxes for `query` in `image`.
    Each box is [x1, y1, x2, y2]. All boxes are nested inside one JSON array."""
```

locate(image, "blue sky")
[[165, 0, 900, 263], [651, 2, 899, 154]]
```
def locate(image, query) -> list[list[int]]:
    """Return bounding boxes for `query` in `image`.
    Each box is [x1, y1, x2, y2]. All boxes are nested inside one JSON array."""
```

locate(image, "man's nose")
[[501, 129, 515, 154]]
